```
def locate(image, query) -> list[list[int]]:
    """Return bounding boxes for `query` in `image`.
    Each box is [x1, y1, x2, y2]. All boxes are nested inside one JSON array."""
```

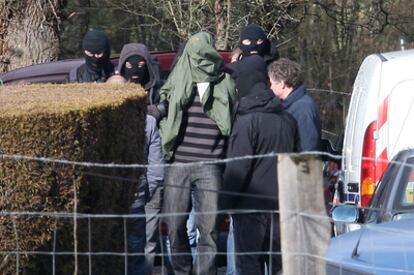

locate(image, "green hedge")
[[0, 83, 147, 274]]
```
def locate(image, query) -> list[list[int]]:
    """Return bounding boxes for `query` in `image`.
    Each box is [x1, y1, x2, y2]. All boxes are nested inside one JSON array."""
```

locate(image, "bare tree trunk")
[[0, 0, 64, 73], [214, 0, 228, 50]]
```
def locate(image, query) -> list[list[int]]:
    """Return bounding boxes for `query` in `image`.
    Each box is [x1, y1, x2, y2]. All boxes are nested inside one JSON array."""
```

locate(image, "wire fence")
[[1, 151, 414, 274]]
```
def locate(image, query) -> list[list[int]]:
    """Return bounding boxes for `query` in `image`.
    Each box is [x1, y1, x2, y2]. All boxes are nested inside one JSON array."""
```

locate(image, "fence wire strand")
[[1, 151, 414, 274]]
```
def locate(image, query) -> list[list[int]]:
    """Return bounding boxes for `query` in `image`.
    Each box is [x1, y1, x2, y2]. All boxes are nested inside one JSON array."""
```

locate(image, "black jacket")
[[69, 61, 114, 83], [221, 82, 299, 211]]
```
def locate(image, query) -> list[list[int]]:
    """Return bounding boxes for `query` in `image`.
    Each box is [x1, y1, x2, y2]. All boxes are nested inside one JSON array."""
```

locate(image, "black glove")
[[147, 100, 168, 122]]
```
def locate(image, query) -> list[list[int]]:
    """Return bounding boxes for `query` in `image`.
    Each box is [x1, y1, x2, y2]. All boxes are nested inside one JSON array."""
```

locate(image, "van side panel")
[[376, 56, 414, 182], [342, 55, 382, 203], [343, 50, 414, 205], [387, 81, 414, 159]]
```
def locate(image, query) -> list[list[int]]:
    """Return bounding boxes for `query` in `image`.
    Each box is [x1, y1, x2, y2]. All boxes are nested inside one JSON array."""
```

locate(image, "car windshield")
[[398, 157, 414, 208], [365, 153, 414, 223]]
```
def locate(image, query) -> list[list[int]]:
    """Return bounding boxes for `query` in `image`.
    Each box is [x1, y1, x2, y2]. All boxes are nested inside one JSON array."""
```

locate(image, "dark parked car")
[[0, 51, 231, 85], [327, 148, 414, 274]]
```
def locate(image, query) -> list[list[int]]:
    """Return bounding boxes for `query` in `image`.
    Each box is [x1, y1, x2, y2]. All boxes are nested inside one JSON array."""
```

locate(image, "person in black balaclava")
[[116, 43, 168, 122], [239, 23, 268, 57], [238, 23, 279, 65], [122, 55, 150, 85], [223, 24, 280, 275], [114, 42, 171, 275], [69, 30, 114, 83]]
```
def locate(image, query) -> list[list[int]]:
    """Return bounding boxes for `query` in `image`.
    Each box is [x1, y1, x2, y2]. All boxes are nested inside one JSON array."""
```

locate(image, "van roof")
[[378, 49, 414, 62]]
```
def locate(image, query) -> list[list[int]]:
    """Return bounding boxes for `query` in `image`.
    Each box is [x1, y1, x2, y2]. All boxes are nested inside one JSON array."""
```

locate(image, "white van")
[[340, 49, 414, 207]]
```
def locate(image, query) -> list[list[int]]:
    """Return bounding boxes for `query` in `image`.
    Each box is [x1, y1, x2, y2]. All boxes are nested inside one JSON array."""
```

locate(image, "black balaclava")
[[239, 23, 268, 57], [122, 55, 149, 85], [82, 30, 111, 73]]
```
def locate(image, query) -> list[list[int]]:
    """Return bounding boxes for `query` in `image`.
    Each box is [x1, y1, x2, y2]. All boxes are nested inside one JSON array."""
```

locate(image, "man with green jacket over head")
[[159, 32, 236, 275]]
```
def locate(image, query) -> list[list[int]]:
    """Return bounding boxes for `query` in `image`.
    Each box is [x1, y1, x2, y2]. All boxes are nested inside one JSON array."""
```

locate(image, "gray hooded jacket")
[[117, 43, 162, 105], [132, 115, 165, 209]]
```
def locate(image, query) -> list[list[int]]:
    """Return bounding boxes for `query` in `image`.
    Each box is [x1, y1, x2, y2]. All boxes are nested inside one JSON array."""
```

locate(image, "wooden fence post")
[[277, 154, 331, 275]]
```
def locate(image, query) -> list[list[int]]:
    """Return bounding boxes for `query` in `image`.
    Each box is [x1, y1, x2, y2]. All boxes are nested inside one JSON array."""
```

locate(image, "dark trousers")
[[127, 204, 146, 275], [127, 179, 147, 275], [163, 164, 222, 275], [233, 212, 282, 275]]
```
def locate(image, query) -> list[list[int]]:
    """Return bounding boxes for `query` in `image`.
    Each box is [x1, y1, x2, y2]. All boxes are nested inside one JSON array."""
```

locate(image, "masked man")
[[69, 30, 114, 83]]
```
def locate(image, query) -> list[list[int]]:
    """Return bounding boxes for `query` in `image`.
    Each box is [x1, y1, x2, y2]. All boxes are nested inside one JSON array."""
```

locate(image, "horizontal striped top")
[[174, 93, 226, 163]]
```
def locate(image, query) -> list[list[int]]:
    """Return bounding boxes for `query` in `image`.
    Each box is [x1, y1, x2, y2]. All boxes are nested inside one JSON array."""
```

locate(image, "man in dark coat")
[[69, 30, 114, 83], [220, 68, 299, 275], [222, 54, 269, 275], [268, 58, 321, 151]]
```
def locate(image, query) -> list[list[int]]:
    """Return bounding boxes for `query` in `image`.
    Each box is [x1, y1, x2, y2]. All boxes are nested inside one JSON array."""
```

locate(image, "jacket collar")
[[282, 84, 306, 108]]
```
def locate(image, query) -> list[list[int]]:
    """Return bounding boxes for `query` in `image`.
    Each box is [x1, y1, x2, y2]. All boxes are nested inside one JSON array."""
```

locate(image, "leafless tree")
[[0, 0, 66, 72]]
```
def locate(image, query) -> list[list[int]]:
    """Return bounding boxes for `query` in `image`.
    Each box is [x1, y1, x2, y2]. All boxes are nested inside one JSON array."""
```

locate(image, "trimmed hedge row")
[[0, 83, 147, 274]]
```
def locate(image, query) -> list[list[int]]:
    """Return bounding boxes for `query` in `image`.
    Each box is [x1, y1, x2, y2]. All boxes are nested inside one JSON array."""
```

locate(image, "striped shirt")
[[174, 92, 226, 163]]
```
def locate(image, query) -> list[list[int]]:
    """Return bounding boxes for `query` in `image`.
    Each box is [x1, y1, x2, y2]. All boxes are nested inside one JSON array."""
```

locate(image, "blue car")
[[327, 149, 414, 275]]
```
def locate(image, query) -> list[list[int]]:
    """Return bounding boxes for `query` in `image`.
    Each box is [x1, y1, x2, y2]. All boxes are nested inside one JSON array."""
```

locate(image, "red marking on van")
[[377, 96, 389, 129]]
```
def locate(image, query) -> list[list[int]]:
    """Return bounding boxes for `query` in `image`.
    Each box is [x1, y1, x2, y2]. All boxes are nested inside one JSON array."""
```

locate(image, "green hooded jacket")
[[159, 32, 236, 161]]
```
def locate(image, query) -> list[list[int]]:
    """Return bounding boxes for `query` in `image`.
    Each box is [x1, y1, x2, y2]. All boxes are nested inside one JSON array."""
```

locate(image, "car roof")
[[327, 217, 414, 274]]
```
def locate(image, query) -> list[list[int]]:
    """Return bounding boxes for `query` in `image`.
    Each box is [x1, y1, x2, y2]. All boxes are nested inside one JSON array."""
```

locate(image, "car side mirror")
[[331, 205, 360, 223]]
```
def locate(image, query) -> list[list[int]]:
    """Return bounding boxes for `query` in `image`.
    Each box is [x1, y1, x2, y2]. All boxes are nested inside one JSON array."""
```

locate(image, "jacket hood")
[[225, 55, 267, 80], [117, 43, 159, 90], [237, 82, 283, 115]]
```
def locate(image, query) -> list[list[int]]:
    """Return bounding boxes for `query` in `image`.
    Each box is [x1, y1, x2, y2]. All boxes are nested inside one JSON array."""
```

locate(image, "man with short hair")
[[268, 58, 321, 151], [69, 30, 114, 83]]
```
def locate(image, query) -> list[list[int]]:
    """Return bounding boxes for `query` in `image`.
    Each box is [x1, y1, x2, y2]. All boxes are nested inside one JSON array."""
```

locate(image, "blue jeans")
[[163, 164, 222, 275], [226, 217, 239, 275], [187, 192, 199, 262]]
